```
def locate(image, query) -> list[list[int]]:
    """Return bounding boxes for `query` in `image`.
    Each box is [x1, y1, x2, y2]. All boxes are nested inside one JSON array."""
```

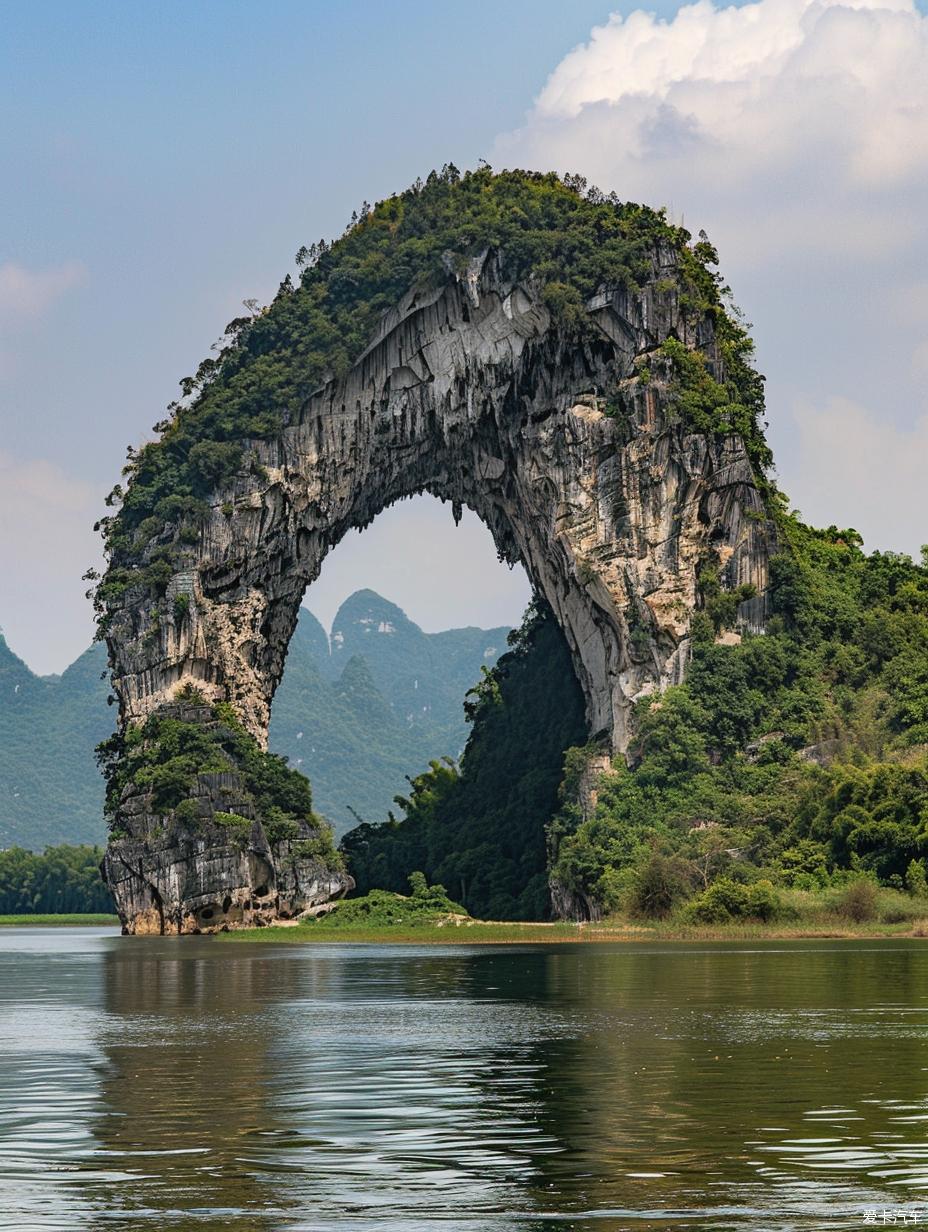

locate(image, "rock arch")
[[102, 247, 771, 933]]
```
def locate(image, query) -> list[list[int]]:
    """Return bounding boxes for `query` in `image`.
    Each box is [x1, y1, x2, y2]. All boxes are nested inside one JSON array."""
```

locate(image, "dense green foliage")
[[551, 511, 928, 918], [342, 602, 588, 919], [657, 336, 769, 473], [304, 872, 467, 931], [0, 845, 113, 914], [97, 688, 340, 864], [94, 167, 768, 620]]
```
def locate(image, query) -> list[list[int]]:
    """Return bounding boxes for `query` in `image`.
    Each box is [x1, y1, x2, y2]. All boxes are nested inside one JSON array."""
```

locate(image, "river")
[[0, 928, 926, 1230]]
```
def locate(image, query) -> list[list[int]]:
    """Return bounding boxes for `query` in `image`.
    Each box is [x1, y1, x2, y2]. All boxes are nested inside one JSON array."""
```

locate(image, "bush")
[[213, 811, 252, 848], [906, 859, 928, 897], [173, 798, 200, 824], [835, 879, 879, 922], [408, 870, 429, 898], [311, 879, 468, 930], [629, 853, 691, 919], [292, 831, 345, 871], [686, 876, 782, 923], [875, 888, 926, 924], [744, 879, 782, 922]]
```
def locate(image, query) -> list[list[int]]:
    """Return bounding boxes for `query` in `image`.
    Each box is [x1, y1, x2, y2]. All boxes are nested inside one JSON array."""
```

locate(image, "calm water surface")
[[0, 930, 927, 1231]]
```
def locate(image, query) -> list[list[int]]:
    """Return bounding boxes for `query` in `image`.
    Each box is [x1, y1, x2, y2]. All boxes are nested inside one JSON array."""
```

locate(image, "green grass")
[[222, 918, 592, 944], [221, 917, 928, 945], [221, 892, 928, 945], [0, 913, 120, 927]]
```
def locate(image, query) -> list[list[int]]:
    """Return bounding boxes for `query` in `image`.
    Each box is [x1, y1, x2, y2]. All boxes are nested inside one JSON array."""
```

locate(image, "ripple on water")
[[0, 934, 927, 1230]]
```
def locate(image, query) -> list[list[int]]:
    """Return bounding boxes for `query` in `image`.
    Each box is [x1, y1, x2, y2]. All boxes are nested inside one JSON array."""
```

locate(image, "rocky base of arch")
[[102, 760, 353, 935], [104, 822, 353, 935]]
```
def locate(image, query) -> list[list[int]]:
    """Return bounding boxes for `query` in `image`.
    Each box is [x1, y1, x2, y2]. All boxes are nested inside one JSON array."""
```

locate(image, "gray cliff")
[[102, 246, 771, 933]]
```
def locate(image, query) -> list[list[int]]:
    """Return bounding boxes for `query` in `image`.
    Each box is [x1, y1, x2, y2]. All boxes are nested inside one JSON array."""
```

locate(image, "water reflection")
[[92, 939, 304, 1229], [525, 946, 928, 1229], [0, 934, 927, 1230]]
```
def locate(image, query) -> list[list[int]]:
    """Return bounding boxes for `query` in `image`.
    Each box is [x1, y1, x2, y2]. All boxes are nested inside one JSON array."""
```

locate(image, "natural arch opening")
[[268, 493, 532, 837], [266, 492, 590, 922], [97, 170, 770, 933]]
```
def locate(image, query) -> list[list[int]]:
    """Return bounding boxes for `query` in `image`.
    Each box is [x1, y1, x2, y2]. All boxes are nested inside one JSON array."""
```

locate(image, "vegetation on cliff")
[[92, 166, 769, 626], [97, 688, 341, 864], [341, 602, 587, 919], [337, 509, 928, 925], [549, 510, 928, 920]]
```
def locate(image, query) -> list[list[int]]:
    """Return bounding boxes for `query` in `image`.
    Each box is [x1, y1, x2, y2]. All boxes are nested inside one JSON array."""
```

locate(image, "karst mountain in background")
[[0, 589, 509, 848]]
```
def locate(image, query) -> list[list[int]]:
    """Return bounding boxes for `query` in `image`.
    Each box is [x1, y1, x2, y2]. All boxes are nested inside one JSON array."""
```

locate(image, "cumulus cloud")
[[0, 261, 86, 320], [499, 0, 928, 263], [495, 0, 928, 552], [0, 451, 103, 674]]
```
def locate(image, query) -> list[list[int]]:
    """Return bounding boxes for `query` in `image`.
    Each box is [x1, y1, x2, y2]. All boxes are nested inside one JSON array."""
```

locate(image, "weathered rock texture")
[[105, 816, 350, 935], [104, 246, 772, 932], [102, 703, 351, 935]]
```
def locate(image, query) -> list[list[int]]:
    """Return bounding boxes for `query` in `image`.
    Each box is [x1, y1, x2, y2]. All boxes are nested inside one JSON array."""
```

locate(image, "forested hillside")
[[0, 635, 112, 849], [547, 511, 928, 920], [0, 594, 509, 848], [344, 522, 928, 924], [0, 845, 114, 914], [342, 602, 587, 920], [271, 595, 509, 833]]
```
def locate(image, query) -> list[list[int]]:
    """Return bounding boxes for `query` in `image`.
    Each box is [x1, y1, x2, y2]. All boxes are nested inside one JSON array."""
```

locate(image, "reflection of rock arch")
[[89, 939, 304, 1223], [103, 249, 771, 933]]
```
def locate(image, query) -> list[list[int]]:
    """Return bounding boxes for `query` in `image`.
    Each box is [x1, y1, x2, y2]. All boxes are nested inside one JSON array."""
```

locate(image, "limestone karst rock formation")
[[99, 194, 773, 934]]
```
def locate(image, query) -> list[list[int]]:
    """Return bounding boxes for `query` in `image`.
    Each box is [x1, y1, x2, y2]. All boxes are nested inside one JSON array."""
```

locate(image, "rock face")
[[101, 702, 352, 935], [103, 245, 772, 932], [104, 815, 350, 935]]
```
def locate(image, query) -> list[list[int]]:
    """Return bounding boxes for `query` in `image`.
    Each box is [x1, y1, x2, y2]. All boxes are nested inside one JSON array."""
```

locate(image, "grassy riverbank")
[[223, 916, 928, 944], [222, 883, 928, 945], [0, 913, 119, 927]]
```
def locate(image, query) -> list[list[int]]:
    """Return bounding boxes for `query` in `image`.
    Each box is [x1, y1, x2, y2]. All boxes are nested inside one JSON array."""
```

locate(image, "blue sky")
[[3, 0, 927, 671]]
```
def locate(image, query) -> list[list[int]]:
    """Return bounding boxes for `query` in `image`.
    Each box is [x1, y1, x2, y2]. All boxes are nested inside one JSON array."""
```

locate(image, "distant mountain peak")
[[332, 589, 414, 629], [0, 591, 516, 848]]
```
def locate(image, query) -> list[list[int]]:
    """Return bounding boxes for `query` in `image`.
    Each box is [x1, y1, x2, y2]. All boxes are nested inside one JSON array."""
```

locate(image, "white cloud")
[[0, 261, 86, 320], [0, 451, 103, 674], [790, 397, 928, 553], [495, 0, 928, 554], [499, 0, 928, 265]]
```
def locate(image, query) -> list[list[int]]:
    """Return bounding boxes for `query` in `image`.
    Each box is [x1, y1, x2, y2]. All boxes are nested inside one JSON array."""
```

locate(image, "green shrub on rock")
[[629, 852, 692, 919]]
